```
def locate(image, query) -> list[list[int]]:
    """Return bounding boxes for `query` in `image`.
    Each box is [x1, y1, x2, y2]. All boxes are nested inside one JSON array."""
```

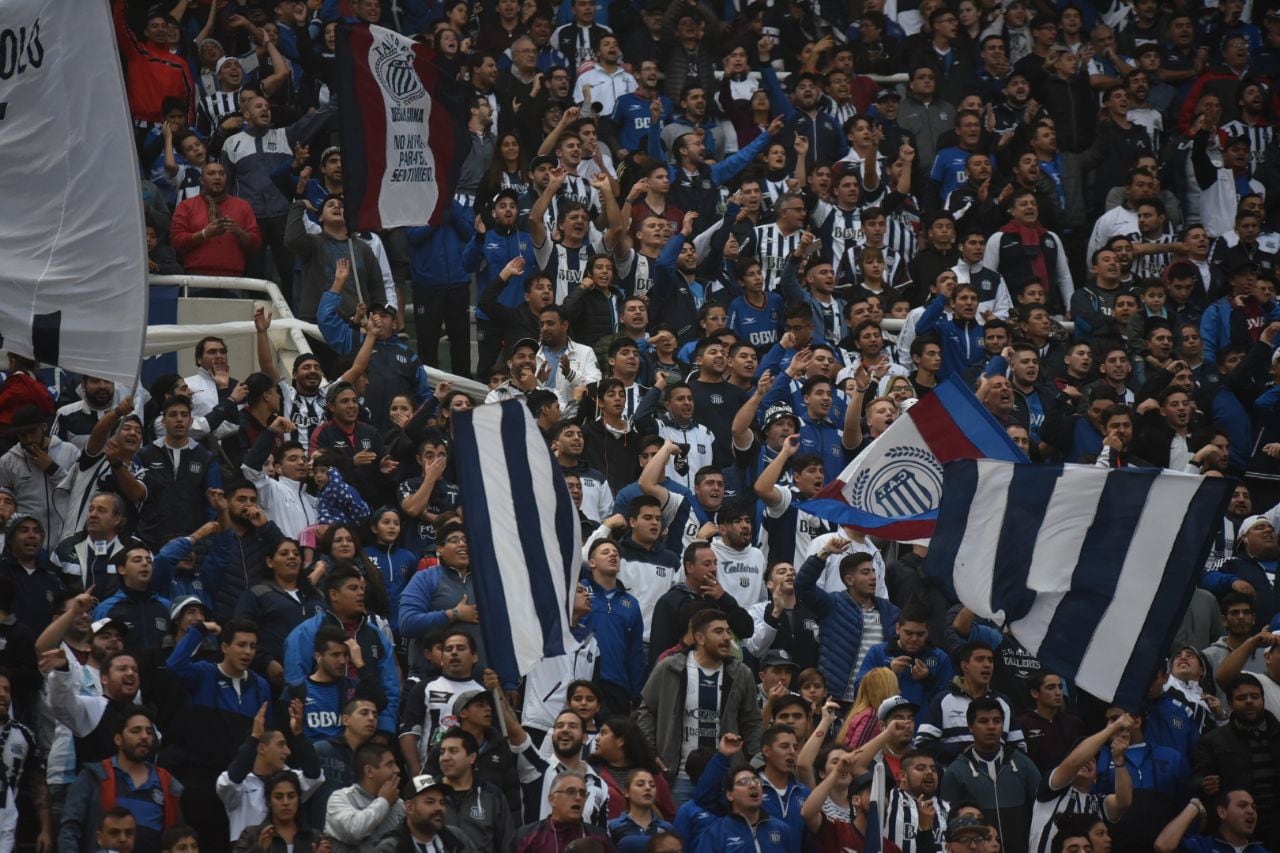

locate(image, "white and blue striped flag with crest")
[[451, 401, 583, 686], [925, 460, 1231, 709]]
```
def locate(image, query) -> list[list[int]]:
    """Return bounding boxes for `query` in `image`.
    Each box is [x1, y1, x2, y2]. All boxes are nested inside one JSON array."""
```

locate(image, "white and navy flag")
[[452, 401, 583, 685], [926, 460, 1231, 709], [0, 0, 148, 388]]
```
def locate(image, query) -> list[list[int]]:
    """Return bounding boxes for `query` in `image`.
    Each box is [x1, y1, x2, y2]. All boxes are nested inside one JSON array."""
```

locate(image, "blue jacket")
[[856, 640, 954, 707], [406, 200, 476, 288], [760, 66, 847, 166], [166, 623, 273, 768], [691, 811, 800, 853], [1202, 553, 1279, 625], [93, 587, 172, 653], [1200, 295, 1280, 365], [608, 813, 679, 853], [916, 295, 986, 379], [795, 553, 900, 696], [693, 752, 810, 845], [363, 543, 416, 634], [581, 574, 646, 697], [281, 609, 400, 733], [462, 226, 537, 317], [150, 535, 216, 610]]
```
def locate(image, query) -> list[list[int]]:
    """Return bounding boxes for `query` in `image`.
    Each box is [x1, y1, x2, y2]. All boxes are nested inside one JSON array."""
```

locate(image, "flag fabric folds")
[[0, 0, 148, 388], [925, 459, 1232, 709], [806, 374, 1026, 540], [334, 22, 461, 229], [451, 401, 583, 686]]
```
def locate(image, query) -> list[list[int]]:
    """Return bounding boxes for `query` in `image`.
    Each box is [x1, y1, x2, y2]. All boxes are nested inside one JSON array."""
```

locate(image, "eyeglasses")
[[554, 787, 588, 798], [733, 777, 762, 788], [443, 535, 467, 545], [951, 837, 985, 849]]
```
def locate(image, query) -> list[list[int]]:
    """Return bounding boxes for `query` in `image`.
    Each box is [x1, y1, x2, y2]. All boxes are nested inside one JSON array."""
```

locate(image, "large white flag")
[[0, 0, 148, 388]]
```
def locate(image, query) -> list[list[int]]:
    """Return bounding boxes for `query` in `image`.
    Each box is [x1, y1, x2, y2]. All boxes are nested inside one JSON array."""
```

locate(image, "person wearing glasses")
[[513, 771, 611, 853], [691, 766, 800, 853]]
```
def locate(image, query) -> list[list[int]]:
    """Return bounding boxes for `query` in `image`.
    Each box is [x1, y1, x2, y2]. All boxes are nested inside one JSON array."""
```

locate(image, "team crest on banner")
[[850, 445, 944, 517], [372, 34, 425, 104]]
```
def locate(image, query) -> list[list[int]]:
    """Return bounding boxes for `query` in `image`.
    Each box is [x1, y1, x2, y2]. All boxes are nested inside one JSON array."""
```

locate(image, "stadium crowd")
[[0, 0, 1278, 850]]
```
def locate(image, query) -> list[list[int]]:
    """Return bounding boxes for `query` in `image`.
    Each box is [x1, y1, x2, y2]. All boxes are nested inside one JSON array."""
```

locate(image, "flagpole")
[[346, 238, 366, 305]]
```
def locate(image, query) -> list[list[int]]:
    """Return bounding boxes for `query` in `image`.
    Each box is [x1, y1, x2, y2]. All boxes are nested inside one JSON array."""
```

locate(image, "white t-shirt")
[[711, 538, 768, 607]]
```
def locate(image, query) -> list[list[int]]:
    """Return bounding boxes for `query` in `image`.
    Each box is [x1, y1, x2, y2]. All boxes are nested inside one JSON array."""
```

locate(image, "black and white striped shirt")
[[884, 788, 948, 853], [1132, 226, 1176, 280], [1029, 781, 1108, 853], [1220, 120, 1274, 171], [199, 90, 241, 134], [752, 223, 802, 291]]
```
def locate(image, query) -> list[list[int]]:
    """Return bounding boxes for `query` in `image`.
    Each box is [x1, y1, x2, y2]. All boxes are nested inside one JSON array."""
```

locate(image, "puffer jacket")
[[794, 553, 900, 698], [406, 200, 475, 289]]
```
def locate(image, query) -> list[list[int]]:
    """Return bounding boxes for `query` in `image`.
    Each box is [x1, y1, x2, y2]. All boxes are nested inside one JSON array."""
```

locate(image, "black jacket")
[[234, 579, 325, 676], [647, 583, 756, 670]]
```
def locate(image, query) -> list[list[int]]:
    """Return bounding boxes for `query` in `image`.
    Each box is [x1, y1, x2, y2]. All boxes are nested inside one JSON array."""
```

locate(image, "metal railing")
[[146, 275, 492, 401]]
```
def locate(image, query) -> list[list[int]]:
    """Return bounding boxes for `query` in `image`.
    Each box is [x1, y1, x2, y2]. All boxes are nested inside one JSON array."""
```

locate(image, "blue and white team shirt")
[[710, 538, 767, 606], [612, 93, 673, 154], [679, 657, 723, 777], [761, 487, 836, 567], [727, 292, 785, 351]]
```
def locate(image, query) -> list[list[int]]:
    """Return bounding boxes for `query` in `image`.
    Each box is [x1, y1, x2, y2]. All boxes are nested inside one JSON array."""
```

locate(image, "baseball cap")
[[1228, 258, 1260, 277], [875, 88, 901, 101], [292, 353, 322, 372], [407, 773, 447, 797], [452, 689, 494, 715], [877, 695, 920, 721], [491, 187, 521, 206], [529, 154, 558, 172], [509, 336, 540, 355], [92, 617, 129, 637], [1237, 514, 1272, 546], [761, 649, 800, 669], [1223, 129, 1252, 149], [214, 55, 242, 74], [369, 303, 397, 317], [947, 815, 989, 841], [321, 146, 342, 163], [1267, 8, 1280, 20], [169, 595, 206, 622]]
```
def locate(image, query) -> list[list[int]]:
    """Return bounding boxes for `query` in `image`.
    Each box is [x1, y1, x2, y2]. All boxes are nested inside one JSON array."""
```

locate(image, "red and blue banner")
[[334, 23, 463, 229], [806, 374, 1027, 541]]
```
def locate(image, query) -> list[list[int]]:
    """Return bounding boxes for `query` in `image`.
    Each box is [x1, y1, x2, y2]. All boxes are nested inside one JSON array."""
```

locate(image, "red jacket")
[[170, 194, 262, 276], [112, 0, 195, 123]]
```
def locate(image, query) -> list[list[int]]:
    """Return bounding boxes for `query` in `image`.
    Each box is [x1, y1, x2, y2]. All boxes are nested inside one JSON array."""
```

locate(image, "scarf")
[[1000, 220, 1050, 291]]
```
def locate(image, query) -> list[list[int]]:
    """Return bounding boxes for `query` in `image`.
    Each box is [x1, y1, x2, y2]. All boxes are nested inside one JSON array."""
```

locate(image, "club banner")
[[334, 22, 462, 230], [0, 0, 148, 388]]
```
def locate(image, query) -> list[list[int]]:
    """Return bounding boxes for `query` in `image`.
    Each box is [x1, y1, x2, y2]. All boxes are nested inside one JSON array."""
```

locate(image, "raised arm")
[[253, 307, 281, 382], [732, 371, 773, 450], [754, 434, 799, 506], [528, 169, 567, 248]]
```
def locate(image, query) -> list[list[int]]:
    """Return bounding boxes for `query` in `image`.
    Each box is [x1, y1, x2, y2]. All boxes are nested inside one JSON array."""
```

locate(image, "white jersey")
[[809, 530, 889, 600], [710, 538, 767, 606], [1029, 779, 1109, 853], [522, 632, 600, 732], [658, 420, 716, 492]]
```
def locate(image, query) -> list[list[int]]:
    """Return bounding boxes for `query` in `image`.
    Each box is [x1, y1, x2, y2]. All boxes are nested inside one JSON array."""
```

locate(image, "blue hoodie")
[[405, 200, 476, 289]]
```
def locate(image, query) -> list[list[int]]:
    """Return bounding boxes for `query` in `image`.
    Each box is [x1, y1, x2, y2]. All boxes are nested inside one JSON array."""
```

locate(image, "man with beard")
[[378, 774, 474, 853], [170, 161, 262, 277], [60, 707, 180, 853], [519, 709, 609, 825], [200, 483, 284, 624], [639, 609, 762, 803], [1190, 675, 1280, 848], [434, 728, 514, 853], [1204, 593, 1267, 695], [0, 515, 65, 631], [43, 647, 144, 767], [254, 313, 329, 452], [398, 632, 482, 775], [53, 376, 121, 451], [1154, 789, 1264, 853]]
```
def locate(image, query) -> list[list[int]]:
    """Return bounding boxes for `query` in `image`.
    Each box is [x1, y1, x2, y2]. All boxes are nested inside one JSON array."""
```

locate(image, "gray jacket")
[[324, 784, 405, 853], [897, 95, 954, 170], [636, 651, 762, 780], [285, 202, 387, 322], [0, 437, 79, 543]]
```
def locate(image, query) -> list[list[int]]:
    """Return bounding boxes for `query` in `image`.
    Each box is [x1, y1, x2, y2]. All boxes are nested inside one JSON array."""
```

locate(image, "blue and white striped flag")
[[451, 401, 582, 685], [925, 460, 1231, 709]]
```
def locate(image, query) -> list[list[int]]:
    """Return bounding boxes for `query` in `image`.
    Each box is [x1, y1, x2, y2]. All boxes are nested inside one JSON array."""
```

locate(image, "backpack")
[[99, 760, 182, 828]]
